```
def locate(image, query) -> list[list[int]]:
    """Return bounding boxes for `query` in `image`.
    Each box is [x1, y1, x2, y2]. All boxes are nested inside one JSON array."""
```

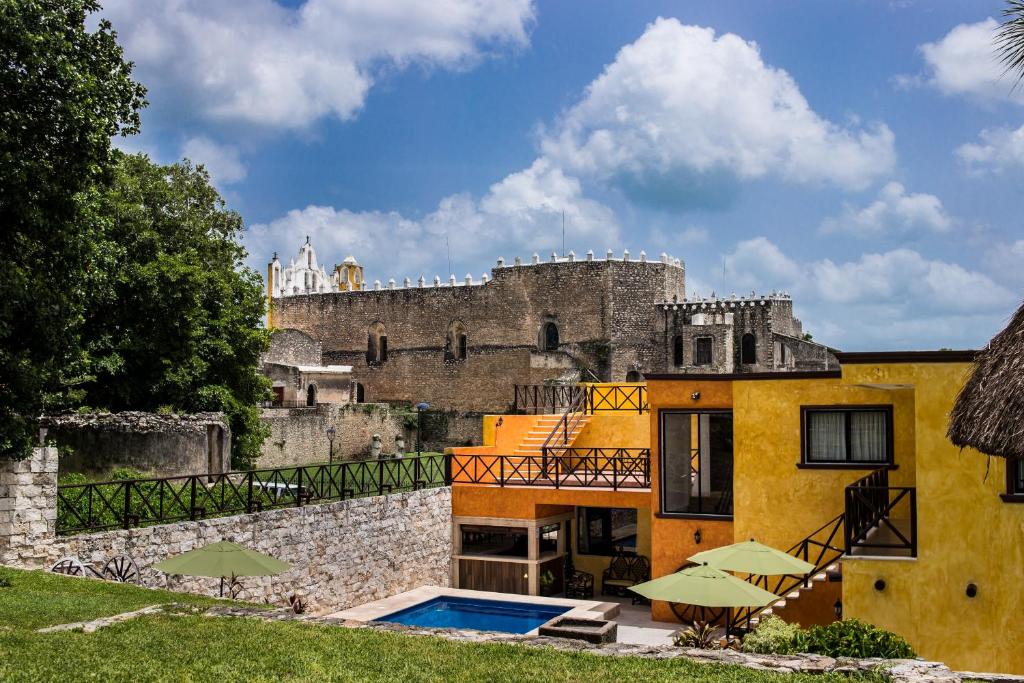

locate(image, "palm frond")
[[996, 0, 1024, 86]]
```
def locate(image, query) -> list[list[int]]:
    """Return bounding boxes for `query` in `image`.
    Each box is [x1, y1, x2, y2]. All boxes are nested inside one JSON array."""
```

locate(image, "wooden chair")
[[601, 550, 650, 597]]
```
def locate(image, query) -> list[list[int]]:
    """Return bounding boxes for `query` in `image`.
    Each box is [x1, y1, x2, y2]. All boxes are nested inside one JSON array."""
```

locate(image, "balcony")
[[450, 448, 651, 490], [844, 468, 917, 558]]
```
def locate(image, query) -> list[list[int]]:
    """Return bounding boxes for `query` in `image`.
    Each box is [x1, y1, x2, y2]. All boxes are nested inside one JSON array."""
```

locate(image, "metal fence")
[[450, 448, 650, 490], [56, 455, 447, 535]]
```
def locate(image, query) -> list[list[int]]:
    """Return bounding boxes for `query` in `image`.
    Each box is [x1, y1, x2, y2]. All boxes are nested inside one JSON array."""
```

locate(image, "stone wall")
[[1, 449, 452, 614], [258, 403, 410, 468], [272, 258, 686, 412], [42, 412, 231, 477]]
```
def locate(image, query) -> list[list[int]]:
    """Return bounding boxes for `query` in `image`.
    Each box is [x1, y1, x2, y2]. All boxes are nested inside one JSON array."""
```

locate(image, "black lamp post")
[[326, 425, 336, 464], [415, 402, 430, 457]]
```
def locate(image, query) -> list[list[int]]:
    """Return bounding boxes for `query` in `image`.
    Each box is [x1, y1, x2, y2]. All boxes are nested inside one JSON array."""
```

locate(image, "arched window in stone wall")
[[367, 321, 388, 363], [354, 382, 365, 403], [306, 384, 317, 407], [445, 320, 468, 362], [626, 370, 643, 382], [540, 321, 560, 351], [673, 335, 684, 366], [741, 333, 757, 365]]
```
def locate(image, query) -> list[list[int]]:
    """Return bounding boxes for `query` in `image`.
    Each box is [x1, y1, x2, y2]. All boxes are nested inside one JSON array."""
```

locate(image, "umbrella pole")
[[220, 576, 224, 597]]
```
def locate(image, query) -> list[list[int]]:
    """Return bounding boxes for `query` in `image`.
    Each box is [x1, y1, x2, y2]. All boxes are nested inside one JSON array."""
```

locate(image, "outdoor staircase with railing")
[[513, 413, 590, 457], [749, 562, 842, 629]]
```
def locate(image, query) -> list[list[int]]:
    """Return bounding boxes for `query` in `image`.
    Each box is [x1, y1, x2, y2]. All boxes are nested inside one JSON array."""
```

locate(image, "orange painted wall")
[[452, 484, 650, 520]]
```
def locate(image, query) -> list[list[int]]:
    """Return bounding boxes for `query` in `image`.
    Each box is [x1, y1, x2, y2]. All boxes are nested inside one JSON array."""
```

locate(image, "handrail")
[[56, 455, 447, 535], [512, 384, 581, 414], [731, 513, 846, 632], [845, 468, 917, 557], [540, 386, 588, 472], [584, 384, 649, 413], [450, 449, 651, 490]]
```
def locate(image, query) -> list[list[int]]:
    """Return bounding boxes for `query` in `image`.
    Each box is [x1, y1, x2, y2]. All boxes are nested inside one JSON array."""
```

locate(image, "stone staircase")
[[513, 413, 591, 457], [749, 563, 842, 629]]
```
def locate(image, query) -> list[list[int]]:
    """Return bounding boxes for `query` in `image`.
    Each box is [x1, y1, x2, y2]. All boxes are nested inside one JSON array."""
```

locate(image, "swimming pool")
[[373, 596, 571, 634]]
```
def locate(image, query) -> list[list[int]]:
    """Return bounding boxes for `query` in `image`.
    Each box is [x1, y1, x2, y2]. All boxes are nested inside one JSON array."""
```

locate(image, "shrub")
[[741, 615, 801, 655], [673, 621, 719, 649], [796, 619, 915, 659]]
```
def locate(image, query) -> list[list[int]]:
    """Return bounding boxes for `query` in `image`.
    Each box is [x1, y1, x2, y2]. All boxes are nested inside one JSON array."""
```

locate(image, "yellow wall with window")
[[838, 362, 1024, 674]]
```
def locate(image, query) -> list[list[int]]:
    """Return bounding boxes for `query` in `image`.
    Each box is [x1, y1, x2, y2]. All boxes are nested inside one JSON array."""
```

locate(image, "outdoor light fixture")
[[326, 425, 336, 464], [833, 599, 843, 620], [415, 402, 430, 458], [694, 528, 702, 544], [874, 579, 886, 592], [966, 583, 978, 598], [691, 391, 701, 401]]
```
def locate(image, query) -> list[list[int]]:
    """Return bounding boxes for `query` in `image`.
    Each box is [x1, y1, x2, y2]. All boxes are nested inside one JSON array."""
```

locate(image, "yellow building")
[[450, 353, 1024, 674]]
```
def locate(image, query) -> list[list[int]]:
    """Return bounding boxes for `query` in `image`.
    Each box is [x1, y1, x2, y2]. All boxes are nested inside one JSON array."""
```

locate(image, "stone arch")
[[445, 320, 468, 362], [741, 332, 756, 365], [539, 321, 560, 351], [367, 321, 388, 363]]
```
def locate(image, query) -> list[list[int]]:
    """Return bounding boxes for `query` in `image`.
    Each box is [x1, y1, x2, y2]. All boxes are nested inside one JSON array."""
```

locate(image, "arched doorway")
[[541, 322, 559, 351], [306, 384, 317, 407], [741, 333, 756, 365]]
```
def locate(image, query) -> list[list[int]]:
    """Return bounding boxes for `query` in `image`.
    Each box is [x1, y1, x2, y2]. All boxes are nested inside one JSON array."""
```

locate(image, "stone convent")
[[266, 241, 836, 413]]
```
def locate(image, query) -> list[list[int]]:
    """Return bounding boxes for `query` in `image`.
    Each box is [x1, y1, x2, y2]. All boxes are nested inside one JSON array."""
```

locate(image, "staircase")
[[749, 563, 842, 629], [513, 413, 590, 457]]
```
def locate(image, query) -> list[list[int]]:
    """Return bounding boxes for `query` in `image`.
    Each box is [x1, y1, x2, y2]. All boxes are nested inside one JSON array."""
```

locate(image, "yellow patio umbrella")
[[628, 563, 779, 608], [689, 539, 815, 576], [154, 541, 290, 596]]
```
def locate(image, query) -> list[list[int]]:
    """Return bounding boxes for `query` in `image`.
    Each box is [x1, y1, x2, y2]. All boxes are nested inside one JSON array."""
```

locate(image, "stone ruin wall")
[[0, 448, 452, 615], [272, 258, 685, 412], [41, 412, 231, 477]]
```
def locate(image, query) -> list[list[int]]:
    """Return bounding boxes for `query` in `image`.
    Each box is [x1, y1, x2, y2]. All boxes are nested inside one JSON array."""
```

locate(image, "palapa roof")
[[948, 301, 1024, 459]]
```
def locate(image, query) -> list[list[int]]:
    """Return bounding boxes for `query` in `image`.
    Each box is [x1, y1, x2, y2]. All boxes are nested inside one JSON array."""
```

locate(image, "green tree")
[[0, 0, 146, 459], [83, 153, 271, 468]]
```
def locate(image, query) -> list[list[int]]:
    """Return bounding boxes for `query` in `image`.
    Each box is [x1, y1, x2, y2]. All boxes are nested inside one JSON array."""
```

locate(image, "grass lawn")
[[0, 568, 888, 683]]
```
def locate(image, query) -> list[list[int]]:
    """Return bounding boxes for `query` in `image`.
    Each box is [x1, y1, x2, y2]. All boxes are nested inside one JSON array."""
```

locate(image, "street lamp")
[[415, 402, 430, 458], [326, 425, 336, 464]]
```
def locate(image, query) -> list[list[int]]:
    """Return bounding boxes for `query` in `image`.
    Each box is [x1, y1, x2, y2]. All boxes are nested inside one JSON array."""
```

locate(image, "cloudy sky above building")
[[101, 0, 1022, 351]]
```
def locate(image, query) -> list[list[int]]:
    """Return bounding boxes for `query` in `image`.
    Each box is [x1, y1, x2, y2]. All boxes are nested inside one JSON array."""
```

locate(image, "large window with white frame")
[[801, 406, 893, 466]]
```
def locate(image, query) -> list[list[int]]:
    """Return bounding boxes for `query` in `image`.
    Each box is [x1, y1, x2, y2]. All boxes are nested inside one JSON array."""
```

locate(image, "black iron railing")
[[56, 455, 447, 535], [731, 513, 846, 632], [512, 385, 582, 414], [845, 468, 917, 557], [541, 386, 588, 461], [450, 449, 650, 490], [585, 384, 648, 413], [259, 400, 317, 409]]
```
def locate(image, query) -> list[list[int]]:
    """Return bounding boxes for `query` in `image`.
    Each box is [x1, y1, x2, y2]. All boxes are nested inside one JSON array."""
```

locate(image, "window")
[[1004, 459, 1024, 501], [673, 335, 684, 366], [660, 411, 734, 516], [306, 384, 317, 407], [577, 508, 637, 555], [801, 407, 893, 466], [538, 523, 560, 556], [541, 322, 560, 351], [460, 525, 528, 558], [741, 333, 756, 365], [445, 321, 468, 362], [354, 382, 365, 403], [626, 370, 643, 382], [693, 337, 713, 366], [367, 322, 387, 363]]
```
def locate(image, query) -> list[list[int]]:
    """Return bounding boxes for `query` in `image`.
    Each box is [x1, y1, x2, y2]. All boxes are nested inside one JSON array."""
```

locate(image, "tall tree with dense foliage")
[[0, 0, 147, 459], [83, 153, 271, 468]]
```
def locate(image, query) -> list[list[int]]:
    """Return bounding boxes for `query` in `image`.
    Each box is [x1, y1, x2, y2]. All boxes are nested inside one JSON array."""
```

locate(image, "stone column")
[[0, 447, 58, 566]]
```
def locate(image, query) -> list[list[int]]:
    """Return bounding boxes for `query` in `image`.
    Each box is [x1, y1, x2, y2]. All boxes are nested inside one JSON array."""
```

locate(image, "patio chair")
[[601, 550, 650, 598], [563, 556, 594, 599]]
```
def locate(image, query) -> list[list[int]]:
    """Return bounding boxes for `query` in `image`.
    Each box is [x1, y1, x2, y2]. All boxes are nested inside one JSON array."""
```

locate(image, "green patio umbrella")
[[153, 541, 291, 596], [628, 563, 779, 608], [688, 540, 815, 576]]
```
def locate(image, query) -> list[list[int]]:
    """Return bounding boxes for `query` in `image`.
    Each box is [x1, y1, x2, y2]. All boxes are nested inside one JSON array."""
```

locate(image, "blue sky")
[[101, 0, 1023, 350]]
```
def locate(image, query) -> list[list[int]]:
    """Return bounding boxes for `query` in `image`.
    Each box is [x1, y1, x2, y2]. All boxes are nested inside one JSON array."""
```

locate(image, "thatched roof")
[[948, 301, 1024, 458]]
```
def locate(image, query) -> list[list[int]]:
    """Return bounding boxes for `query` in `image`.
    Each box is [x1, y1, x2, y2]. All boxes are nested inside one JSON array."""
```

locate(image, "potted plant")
[[539, 570, 557, 596]]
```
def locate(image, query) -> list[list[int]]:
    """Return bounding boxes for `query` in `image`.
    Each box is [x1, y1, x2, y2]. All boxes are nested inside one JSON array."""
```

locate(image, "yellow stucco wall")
[[731, 377, 916, 551], [573, 413, 649, 448], [839, 362, 1024, 674]]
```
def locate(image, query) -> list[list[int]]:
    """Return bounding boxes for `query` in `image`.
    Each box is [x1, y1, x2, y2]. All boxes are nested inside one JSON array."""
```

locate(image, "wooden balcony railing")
[[450, 449, 651, 490], [844, 468, 917, 557]]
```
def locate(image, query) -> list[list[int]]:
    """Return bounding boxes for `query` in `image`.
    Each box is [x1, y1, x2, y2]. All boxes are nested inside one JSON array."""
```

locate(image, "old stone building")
[[267, 241, 836, 413]]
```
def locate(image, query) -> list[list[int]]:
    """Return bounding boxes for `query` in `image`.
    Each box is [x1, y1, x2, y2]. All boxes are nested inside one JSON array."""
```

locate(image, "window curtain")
[[809, 412, 846, 461], [851, 411, 887, 462]]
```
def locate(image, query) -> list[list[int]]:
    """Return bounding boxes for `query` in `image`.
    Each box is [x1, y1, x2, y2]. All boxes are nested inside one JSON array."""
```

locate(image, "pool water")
[[374, 596, 571, 634]]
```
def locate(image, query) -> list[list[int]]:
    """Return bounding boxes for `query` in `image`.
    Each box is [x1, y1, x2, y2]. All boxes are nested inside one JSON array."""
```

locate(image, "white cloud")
[[719, 237, 1016, 348], [540, 17, 895, 205], [956, 124, 1024, 173], [245, 158, 618, 279], [820, 182, 954, 236], [101, 0, 534, 129], [985, 239, 1024, 289], [181, 137, 247, 185], [911, 18, 1024, 104]]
